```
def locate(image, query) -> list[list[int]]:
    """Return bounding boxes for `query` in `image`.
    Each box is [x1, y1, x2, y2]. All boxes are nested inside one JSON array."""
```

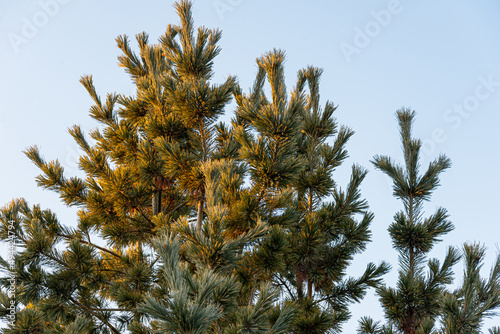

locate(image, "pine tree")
[[232, 51, 389, 332], [0, 1, 237, 332], [439, 243, 500, 334], [360, 109, 460, 334], [0, 1, 386, 333]]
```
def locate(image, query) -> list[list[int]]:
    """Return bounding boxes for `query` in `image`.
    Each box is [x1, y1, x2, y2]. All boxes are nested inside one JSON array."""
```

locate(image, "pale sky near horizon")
[[1, 0, 500, 332]]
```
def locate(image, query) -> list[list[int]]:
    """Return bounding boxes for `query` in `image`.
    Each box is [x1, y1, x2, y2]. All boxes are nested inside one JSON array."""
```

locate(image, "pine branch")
[[69, 296, 120, 334], [56, 233, 122, 260]]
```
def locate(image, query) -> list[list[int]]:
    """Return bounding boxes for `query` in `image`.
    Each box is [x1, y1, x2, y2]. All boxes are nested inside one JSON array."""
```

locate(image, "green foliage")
[[439, 243, 500, 334], [369, 109, 460, 334], [489, 327, 500, 334], [231, 48, 389, 332], [357, 316, 396, 334], [1, 1, 388, 333]]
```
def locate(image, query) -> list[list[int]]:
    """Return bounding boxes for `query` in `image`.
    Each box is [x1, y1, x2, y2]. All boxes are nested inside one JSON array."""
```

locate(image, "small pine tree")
[[361, 109, 460, 334], [439, 243, 500, 334]]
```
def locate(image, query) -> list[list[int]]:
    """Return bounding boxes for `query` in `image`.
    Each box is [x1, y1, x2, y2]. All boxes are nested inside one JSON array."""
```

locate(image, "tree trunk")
[[152, 191, 161, 216], [152, 176, 162, 216], [296, 269, 305, 299], [196, 200, 204, 229], [307, 279, 313, 299]]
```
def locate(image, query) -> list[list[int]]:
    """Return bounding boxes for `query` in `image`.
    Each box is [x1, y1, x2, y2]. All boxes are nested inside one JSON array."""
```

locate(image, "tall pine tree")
[[360, 109, 459, 334]]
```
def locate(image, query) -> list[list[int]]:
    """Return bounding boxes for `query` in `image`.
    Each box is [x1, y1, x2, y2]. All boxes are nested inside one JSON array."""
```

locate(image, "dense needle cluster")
[[1, 2, 499, 334], [0, 1, 389, 333]]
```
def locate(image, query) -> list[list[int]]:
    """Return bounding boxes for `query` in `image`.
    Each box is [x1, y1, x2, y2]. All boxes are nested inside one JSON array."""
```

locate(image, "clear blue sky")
[[1, 0, 500, 331]]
